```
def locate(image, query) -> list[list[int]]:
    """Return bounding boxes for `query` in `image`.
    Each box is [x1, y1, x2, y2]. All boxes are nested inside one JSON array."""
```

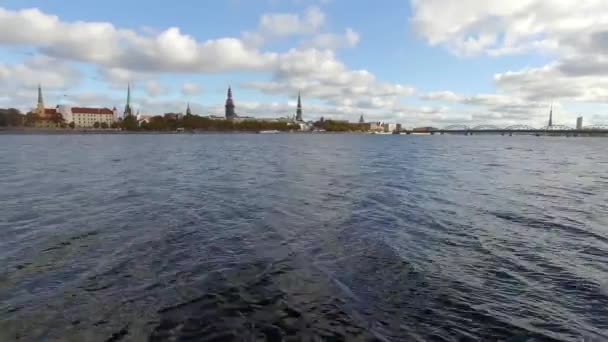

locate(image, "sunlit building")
[[72, 107, 117, 127]]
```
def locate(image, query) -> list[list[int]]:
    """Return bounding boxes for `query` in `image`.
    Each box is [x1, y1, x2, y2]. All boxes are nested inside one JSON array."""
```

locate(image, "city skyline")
[[1, 1, 608, 127], [31, 83, 595, 130]]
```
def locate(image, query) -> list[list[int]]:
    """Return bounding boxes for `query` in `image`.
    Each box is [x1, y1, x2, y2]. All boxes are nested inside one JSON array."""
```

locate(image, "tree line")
[[1, 108, 370, 132], [0, 109, 66, 127], [313, 118, 370, 132]]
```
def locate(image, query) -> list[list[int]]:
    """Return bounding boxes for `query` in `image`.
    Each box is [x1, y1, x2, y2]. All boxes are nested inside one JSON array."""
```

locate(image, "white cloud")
[[244, 48, 415, 110], [181, 83, 203, 95], [242, 6, 327, 47], [0, 56, 80, 90], [494, 63, 608, 103], [99, 67, 149, 85], [144, 80, 169, 97], [0, 7, 278, 73], [411, 0, 608, 125], [259, 6, 325, 37], [0, 6, 414, 124], [420, 91, 463, 102], [421, 89, 562, 126], [410, 0, 608, 57], [302, 28, 360, 49]]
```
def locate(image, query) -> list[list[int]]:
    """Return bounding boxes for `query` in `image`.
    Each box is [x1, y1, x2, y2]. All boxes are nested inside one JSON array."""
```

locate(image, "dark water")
[[1, 134, 607, 341]]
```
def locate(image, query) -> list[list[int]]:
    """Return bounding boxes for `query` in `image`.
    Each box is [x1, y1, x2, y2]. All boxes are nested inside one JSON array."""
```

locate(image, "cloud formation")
[[181, 83, 203, 96], [0, 7, 277, 73], [0, 6, 413, 122], [0, 56, 80, 90], [2, 2, 607, 126], [411, 0, 608, 124], [144, 80, 170, 97]]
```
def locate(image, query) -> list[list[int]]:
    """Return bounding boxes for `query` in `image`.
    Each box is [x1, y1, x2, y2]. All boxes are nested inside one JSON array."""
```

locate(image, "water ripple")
[[0, 134, 607, 341]]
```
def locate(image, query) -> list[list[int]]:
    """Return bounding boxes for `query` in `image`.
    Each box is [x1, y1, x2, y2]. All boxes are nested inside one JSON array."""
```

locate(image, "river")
[[1, 134, 607, 341]]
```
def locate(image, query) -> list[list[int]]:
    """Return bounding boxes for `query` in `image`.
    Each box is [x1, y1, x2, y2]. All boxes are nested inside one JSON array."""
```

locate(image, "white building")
[[369, 122, 384, 132], [383, 123, 398, 132], [298, 121, 314, 131], [71, 107, 117, 127], [56, 105, 73, 123]]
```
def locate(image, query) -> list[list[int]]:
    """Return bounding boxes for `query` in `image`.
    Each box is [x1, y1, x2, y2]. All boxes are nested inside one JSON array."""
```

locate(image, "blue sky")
[[0, 0, 606, 127]]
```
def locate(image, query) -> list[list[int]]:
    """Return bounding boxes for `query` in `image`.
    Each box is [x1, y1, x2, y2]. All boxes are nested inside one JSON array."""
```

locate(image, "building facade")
[[72, 107, 117, 127], [57, 105, 73, 123], [576, 116, 583, 129]]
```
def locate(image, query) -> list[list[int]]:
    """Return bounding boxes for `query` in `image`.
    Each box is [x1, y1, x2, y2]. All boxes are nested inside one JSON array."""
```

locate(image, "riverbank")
[[0, 127, 362, 134]]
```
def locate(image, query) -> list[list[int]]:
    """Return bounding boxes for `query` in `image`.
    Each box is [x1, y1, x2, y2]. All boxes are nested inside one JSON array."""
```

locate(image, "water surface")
[[1, 134, 607, 341]]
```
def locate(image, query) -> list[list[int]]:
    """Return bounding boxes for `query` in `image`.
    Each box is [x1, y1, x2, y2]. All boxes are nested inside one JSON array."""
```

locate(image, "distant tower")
[[225, 86, 236, 119], [548, 101, 553, 127], [36, 84, 45, 116], [186, 102, 192, 116], [576, 116, 583, 129], [124, 83, 133, 117], [296, 91, 303, 121], [359, 114, 365, 124]]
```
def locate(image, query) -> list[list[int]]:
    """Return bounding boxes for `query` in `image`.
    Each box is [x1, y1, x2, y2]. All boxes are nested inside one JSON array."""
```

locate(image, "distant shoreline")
[[0, 128, 345, 135]]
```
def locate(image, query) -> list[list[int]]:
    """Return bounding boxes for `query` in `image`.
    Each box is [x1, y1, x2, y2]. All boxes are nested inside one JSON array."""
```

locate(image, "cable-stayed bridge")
[[403, 124, 608, 136]]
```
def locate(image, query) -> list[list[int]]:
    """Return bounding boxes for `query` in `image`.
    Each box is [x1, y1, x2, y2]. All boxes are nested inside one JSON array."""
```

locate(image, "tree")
[[313, 119, 364, 132], [93, 121, 100, 128], [50, 112, 64, 124], [121, 115, 139, 131], [5, 108, 25, 126], [100, 122, 108, 129], [69, 121, 75, 129], [25, 112, 39, 127], [110, 121, 119, 129]]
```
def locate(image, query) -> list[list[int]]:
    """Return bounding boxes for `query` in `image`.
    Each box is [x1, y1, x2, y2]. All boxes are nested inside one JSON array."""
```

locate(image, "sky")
[[1, 0, 608, 128]]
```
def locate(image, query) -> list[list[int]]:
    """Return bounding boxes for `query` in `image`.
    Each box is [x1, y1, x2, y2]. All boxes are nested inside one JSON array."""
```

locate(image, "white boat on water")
[[258, 130, 280, 134]]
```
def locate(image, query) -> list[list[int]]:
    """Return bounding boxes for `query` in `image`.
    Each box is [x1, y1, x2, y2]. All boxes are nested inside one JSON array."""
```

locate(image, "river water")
[[0, 134, 607, 341]]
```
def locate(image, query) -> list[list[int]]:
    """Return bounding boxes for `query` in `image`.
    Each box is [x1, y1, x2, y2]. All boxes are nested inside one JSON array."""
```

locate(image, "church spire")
[[186, 102, 192, 116], [36, 84, 45, 115], [296, 91, 303, 121], [359, 114, 365, 124], [225, 86, 236, 119], [548, 100, 553, 127], [124, 83, 132, 117], [37, 84, 43, 107]]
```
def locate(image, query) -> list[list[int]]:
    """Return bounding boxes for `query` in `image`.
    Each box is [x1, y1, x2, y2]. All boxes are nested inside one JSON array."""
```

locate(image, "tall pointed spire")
[[186, 102, 192, 116], [359, 114, 365, 124], [124, 83, 132, 117], [225, 86, 236, 119], [36, 84, 45, 115], [296, 91, 303, 121], [548, 99, 553, 127], [37, 84, 43, 106]]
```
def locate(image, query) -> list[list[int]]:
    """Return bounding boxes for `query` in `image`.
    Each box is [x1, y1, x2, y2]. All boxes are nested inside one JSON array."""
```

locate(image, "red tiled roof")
[[71, 107, 114, 115], [44, 108, 57, 115]]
